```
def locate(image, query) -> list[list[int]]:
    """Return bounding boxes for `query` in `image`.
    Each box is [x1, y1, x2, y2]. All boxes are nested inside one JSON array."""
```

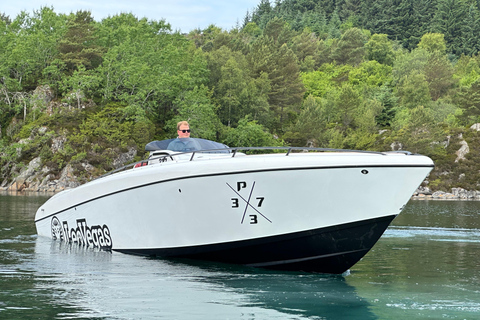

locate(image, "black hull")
[[116, 215, 397, 274]]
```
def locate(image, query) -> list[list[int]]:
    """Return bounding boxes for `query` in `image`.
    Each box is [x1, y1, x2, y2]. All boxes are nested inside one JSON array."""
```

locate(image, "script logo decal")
[[51, 216, 112, 249]]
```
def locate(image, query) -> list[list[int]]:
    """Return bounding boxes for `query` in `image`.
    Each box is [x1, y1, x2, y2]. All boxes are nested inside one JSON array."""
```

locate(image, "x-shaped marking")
[[226, 182, 272, 223]]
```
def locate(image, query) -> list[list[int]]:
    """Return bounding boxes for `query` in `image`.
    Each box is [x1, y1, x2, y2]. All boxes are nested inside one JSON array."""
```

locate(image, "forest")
[[2, 0, 480, 192]]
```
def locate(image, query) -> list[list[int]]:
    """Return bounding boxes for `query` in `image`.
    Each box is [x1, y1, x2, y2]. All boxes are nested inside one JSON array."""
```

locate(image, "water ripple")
[[387, 300, 480, 312], [385, 226, 480, 243]]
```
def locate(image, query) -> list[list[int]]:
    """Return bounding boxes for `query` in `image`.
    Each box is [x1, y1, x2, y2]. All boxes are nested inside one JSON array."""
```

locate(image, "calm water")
[[1, 193, 479, 319]]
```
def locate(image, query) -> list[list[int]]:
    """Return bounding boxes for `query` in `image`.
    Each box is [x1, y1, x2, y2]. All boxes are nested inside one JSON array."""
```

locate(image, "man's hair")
[[177, 121, 190, 130]]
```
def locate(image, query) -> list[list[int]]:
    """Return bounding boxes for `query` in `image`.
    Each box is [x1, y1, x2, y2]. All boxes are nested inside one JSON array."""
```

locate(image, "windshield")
[[145, 138, 230, 153]]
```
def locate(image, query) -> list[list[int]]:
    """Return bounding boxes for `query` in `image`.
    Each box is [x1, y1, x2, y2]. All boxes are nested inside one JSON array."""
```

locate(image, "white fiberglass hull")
[[35, 151, 434, 273]]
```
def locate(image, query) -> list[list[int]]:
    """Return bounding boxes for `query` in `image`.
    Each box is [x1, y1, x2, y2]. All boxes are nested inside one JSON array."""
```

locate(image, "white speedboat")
[[35, 138, 434, 274]]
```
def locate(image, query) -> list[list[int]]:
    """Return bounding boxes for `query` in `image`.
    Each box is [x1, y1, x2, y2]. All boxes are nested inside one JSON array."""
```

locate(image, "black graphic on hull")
[[51, 216, 112, 249], [227, 181, 270, 224]]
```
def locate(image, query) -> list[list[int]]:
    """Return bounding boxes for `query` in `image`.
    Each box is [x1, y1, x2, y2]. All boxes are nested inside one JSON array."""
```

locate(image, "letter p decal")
[[237, 181, 247, 191]]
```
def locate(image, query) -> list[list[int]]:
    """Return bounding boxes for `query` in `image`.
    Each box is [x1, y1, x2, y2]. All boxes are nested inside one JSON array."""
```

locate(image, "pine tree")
[[331, 28, 367, 66], [463, 3, 480, 56], [248, 24, 305, 130], [359, 0, 387, 33], [431, 0, 469, 56], [338, 0, 363, 21], [57, 10, 103, 73], [327, 10, 342, 39], [410, 0, 438, 48], [251, 0, 274, 29]]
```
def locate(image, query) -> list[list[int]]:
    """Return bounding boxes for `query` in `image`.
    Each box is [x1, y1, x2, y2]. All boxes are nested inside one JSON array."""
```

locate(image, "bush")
[[221, 117, 283, 147]]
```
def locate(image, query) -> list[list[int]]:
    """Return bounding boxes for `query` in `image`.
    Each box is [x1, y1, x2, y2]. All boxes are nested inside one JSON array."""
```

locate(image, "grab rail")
[[97, 146, 394, 180]]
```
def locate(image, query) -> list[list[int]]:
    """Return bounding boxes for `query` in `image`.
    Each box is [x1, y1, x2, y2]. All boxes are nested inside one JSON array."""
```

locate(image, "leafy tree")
[[242, 22, 262, 37], [429, 99, 461, 125], [96, 12, 171, 48], [96, 14, 208, 124], [77, 103, 153, 148], [66, 103, 155, 172], [456, 78, 480, 124], [0, 7, 68, 129], [222, 116, 282, 147], [454, 55, 480, 87], [2, 7, 67, 90], [166, 85, 220, 140], [342, 128, 378, 150], [354, 98, 383, 132], [341, 95, 383, 150], [396, 70, 431, 109], [392, 48, 429, 87], [0, 12, 11, 25], [0, 18, 15, 115], [41, 58, 66, 94], [205, 46, 270, 127], [302, 63, 353, 98], [348, 60, 392, 87], [60, 65, 101, 108], [188, 25, 231, 52], [424, 52, 456, 101], [392, 105, 442, 155], [365, 33, 395, 66], [417, 33, 446, 54]]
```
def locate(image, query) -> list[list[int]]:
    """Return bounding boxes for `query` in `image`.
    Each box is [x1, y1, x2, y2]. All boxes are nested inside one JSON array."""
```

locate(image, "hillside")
[[2, 3, 480, 194]]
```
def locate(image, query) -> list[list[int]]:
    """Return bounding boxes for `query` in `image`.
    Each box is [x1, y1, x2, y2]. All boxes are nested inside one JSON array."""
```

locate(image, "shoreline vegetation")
[[3, 3, 480, 197]]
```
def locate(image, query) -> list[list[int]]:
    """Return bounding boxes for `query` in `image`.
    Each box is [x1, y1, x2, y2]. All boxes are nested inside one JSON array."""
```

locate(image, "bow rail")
[[97, 146, 411, 180]]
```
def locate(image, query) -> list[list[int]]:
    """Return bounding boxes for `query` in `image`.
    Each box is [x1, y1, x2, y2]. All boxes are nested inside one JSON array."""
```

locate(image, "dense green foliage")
[[2, 2, 480, 191]]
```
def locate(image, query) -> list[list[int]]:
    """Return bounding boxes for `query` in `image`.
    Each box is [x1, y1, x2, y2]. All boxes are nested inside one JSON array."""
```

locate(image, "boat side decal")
[[51, 216, 112, 249], [227, 181, 270, 224]]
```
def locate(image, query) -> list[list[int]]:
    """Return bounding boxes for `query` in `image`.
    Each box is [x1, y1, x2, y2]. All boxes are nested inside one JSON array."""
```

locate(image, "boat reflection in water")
[[35, 139, 434, 274], [34, 237, 377, 320]]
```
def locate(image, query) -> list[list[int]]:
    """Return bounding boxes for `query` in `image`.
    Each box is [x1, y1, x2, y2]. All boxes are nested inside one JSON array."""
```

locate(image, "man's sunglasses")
[[179, 129, 191, 133]]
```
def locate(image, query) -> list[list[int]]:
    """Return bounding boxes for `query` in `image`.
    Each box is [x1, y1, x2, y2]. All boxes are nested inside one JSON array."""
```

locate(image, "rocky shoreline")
[[412, 187, 480, 200], [0, 147, 137, 193], [0, 158, 81, 193], [2, 166, 479, 201]]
